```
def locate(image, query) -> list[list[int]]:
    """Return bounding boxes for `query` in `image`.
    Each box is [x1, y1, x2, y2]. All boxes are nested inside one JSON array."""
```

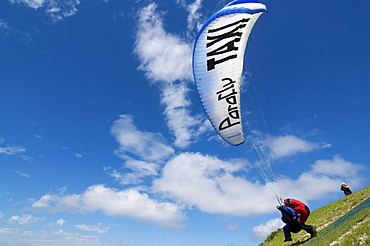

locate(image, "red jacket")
[[284, 198, 310, 223]]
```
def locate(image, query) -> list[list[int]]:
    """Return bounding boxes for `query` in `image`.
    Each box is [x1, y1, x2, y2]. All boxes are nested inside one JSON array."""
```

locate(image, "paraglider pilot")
[[277, 198, 317, 242], [340, 183, 352, 196]]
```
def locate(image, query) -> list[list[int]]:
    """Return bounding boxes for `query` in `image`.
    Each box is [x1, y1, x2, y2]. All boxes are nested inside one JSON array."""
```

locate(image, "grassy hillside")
[[260, 186, 370, 246]]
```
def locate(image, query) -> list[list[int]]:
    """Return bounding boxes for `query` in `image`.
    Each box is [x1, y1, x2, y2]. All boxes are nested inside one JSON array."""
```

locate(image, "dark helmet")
[[284, 198, 293, 207]]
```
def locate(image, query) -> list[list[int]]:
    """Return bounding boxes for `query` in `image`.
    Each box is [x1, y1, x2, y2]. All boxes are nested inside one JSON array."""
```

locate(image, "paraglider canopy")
[[192, 0, 267, 146]]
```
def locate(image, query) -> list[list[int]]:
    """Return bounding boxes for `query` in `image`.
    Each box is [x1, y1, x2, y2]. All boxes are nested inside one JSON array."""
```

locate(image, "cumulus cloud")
[[56, 218, 66, 226], [278, 155, 365, 201], [152, 152, 366, 217], [134, 3, 207, 148], [160, 82, 207, 147], [30, 150, 366, 229], [109, 113, 201, 185], [32, 184, 186, 229], [106, 159, 160, 186], [152, 152, 277, 216], [252, 218, 283, 241], [311, 155, 363, 179], [105, 167, 141, 186], [270, 135, 322, 159], [32, 194, 54, 208], [111, 114, 174, 163], [135, 3, 192, 83], [9, 214, 40, 225], [110, 115, 175, 184]]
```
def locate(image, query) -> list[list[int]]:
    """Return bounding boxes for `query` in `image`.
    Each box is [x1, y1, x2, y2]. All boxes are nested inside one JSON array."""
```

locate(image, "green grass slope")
[[260, 186, 370, 246]]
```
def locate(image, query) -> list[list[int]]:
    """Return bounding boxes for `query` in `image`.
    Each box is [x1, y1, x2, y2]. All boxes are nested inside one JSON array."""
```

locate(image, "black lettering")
[[206, 18, 250, 70], [208, 18, 250, 34], [226, 95, 237, 105], [207, 27, 243, 48], [217, 77, 241, 131], [219, 117, 241, 131], [207, 55, 237, 71], [217, 89, 237, 101], [228, 106, 239, 119], [207, 39, 240, 57]]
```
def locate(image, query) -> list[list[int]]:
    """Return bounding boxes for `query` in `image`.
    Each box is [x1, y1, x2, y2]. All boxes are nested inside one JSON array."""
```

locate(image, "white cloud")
[[9, 214, 40, 225], [134, 3, 208, 148], [311, 155, 363, 178], [109, 114, 177, 184], [30, 152, 366, 230], [9, 0, 80, 22], [135, 3, 192, 83], [252, 218, 283, 241], [0, 145, 26, 155], [105, 159, 160, 186], [187, 0, 204, 28], [12, 170, 31, 178], [110, 114, 174, 163], [9, 0, 45, 9], [56, 218, 66, 226], [105, 167, 142, 186], [270, 135, 321, 159], [32, 184, 187, 229], [74, 223, 109, 233], [0, 225, 124, 246], [160, 82, 206, 147], [176, 0, 204, 32], [0, 226, 13, 235], [152, 152, 277, 216], [32, 194, 53, 208], [278, 155, 366, 201], [152, 151, 366, 217], [75, 153, 83, 158]]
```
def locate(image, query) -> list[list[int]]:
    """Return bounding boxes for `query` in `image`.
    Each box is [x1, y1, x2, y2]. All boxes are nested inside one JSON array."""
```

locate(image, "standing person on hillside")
[[341, 183, 352, 196], [277, 198, 317, 242]]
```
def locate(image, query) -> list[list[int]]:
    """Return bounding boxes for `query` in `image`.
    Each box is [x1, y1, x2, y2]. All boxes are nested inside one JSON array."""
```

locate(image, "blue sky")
[[0, 0, 369, 245]]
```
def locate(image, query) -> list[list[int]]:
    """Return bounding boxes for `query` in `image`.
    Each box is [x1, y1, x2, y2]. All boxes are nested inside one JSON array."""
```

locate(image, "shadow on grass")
[[290, 237, 312, 245]]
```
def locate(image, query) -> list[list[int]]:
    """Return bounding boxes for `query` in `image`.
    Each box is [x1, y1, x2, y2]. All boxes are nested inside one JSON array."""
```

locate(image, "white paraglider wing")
[[192, 0, 267, 146]]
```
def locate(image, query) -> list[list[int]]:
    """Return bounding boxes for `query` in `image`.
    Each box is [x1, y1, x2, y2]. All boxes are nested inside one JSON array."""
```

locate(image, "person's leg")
[[283, 225, 292, 241], [301, 224, 317, 237]]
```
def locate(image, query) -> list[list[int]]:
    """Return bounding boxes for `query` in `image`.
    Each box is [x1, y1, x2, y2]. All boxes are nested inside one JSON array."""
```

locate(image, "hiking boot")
[[310, 225, 317, 238], [284, 238, 293, 242]]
